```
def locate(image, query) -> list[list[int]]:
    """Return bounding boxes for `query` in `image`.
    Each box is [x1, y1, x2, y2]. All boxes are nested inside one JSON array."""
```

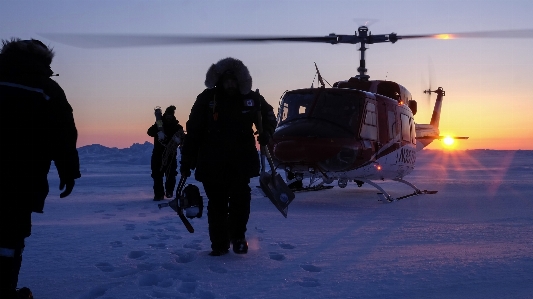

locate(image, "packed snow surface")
[[18, 144, 533, 298]]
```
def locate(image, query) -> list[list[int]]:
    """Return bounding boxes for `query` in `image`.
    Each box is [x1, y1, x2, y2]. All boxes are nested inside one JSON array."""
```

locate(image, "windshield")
[[278, 91, 315, 124], [278, 89, 365, 134]]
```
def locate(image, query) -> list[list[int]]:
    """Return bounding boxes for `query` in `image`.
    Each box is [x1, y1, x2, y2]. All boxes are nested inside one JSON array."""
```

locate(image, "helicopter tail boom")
[[415, 87, 445, 151]]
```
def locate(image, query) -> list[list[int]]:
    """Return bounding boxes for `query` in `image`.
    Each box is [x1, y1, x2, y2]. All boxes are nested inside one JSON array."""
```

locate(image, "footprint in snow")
[[300, 264, 322, 272], [102, 213, 116, 219], [269, 252, 285, 261], [297, 277, 320, 287], [132, 234, 152, 240], [161, 262, 182, 271], [109, 241, 122, 248], [156, 234, 170, 241], [124, 224, 136, 231], [95, 262, 115, 272], [138, 272, 164, 287], [128, 250, 148, 260], [173, 251, 197, 263], [177, 273, 199, 294], [136, 262, 157, 271], [148, 243, 167, 249], [109, 268, 139, 278], [278, 243, 295, 249], [138, 213, 147, 217], [93, 210, 105, 213], [255, 227, 266, 233]]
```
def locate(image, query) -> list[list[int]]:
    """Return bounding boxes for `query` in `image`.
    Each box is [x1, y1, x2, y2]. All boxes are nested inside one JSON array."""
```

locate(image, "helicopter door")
[[376, 99, 397, 146], [400, 113, 416, 146], [360, 99, 378, 148]]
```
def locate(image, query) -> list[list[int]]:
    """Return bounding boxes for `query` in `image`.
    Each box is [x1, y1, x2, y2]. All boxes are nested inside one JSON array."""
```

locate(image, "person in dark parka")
[[0, 38, 81, 298], [147, 105, 184, 200], [180, 57, 277, 256]]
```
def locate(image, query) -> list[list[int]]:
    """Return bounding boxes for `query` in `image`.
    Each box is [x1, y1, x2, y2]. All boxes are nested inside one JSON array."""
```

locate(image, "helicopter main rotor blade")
[[38, 33, 340, 48], [397, 29, 533, 40], [40, 28, 533, 49]]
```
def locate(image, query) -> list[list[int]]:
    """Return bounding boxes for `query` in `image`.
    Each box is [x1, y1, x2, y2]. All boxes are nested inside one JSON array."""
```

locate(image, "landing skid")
[[357, 178, 437, 203], [292, 185, 334, 193], [286, 176, 334, 193]]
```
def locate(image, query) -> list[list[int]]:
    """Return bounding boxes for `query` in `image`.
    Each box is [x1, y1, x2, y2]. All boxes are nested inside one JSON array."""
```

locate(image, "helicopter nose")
[[273, 139, 342, 163], [272, 140, 304, 162]]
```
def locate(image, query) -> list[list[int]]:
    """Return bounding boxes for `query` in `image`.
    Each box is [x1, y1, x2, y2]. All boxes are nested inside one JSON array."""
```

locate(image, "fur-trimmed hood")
[[204, 57, 252, 95], [1, 38, 54, 65], [0, 38, 55, 78]]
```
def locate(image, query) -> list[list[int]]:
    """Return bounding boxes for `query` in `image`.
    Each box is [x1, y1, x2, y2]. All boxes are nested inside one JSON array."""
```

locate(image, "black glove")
[[59, 178, 75, 198], [179, 160, 192, 177], [257, 132, 271, 146]]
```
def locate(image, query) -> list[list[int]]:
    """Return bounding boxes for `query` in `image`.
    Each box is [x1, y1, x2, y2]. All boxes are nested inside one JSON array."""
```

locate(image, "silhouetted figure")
[[180, 57, 276, 256], [0, 38, 81, 298], [147, 105, 184, 200]]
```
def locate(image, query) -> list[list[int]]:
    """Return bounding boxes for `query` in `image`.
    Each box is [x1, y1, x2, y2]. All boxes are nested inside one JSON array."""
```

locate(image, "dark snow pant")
[[0, 239, 25, 299], [151, 155, 178, 197], [202, 178, 251, 251]]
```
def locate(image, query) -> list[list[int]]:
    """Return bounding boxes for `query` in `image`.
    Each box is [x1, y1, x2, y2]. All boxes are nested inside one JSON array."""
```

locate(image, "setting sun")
[[443, 136, 455, 146]]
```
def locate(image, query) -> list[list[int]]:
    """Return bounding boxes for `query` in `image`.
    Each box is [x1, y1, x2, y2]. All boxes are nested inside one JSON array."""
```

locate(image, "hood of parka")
[[0, 38, 55, 78], [204, 57, 252, 95]]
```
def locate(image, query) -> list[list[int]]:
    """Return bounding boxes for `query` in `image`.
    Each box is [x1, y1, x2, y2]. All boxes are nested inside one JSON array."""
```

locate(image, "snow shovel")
[[256, 112, 295, 218], [157, 175, 195, 233]]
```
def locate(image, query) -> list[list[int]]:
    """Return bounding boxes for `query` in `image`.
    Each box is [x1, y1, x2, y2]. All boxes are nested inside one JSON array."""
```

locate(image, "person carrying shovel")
[[179, 57, 276, 256]]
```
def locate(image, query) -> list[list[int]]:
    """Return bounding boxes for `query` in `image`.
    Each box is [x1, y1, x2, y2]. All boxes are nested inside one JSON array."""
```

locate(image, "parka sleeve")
[[259, 95, 277, 136], [180, 91, 209, 160], [147, 123, 159, 137], [47, 80, 81, 181]]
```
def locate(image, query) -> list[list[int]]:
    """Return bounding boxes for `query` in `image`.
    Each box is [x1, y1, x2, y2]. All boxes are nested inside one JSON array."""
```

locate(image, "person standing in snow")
[[147, 105, 185, 201], [179, 57, 277, 256], [0, 38, 81, 298]]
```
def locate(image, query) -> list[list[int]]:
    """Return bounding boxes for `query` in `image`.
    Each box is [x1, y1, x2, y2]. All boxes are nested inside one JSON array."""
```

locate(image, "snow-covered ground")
[[18, 144, 533, 298]]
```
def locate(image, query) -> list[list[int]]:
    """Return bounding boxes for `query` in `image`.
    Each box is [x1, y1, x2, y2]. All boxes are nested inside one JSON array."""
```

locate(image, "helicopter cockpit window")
[[278, 92, 314, 124], [360, 102, 378, 140], [311, 91, 364, 133]]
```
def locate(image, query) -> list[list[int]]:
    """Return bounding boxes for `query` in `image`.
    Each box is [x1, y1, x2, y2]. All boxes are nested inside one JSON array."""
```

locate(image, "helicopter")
[[40, 26, 533, 203]]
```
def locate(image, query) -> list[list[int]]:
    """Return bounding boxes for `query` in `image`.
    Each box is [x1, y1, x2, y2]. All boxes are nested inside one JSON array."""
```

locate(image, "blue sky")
[[2, 0, 532, 149]]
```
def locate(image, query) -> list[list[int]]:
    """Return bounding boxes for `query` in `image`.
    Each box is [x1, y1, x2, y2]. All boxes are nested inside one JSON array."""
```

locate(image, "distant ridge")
[[77, 141, 155, 165]]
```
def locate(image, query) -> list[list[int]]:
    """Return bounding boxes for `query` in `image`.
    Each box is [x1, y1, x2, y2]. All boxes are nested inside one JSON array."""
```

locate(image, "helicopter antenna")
[[314, 62, 325, 88], [313, 62, 332, 88]]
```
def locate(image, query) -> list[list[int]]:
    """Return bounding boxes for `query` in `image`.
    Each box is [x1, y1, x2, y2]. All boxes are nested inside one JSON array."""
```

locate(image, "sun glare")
[[443, 136, 455, 146], [434, 34, 455, 40]]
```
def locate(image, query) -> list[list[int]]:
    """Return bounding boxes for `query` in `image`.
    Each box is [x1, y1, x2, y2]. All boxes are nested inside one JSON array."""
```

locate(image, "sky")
[[1, 0, 533, 150], [17, 146, 533, 298]]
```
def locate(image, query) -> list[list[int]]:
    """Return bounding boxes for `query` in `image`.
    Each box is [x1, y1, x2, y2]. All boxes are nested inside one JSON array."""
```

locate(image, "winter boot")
[[208, 248, 229, 256], [232, 238, 248, 254], [17, 287, 33, 298], [153, 195, 164, 201]]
